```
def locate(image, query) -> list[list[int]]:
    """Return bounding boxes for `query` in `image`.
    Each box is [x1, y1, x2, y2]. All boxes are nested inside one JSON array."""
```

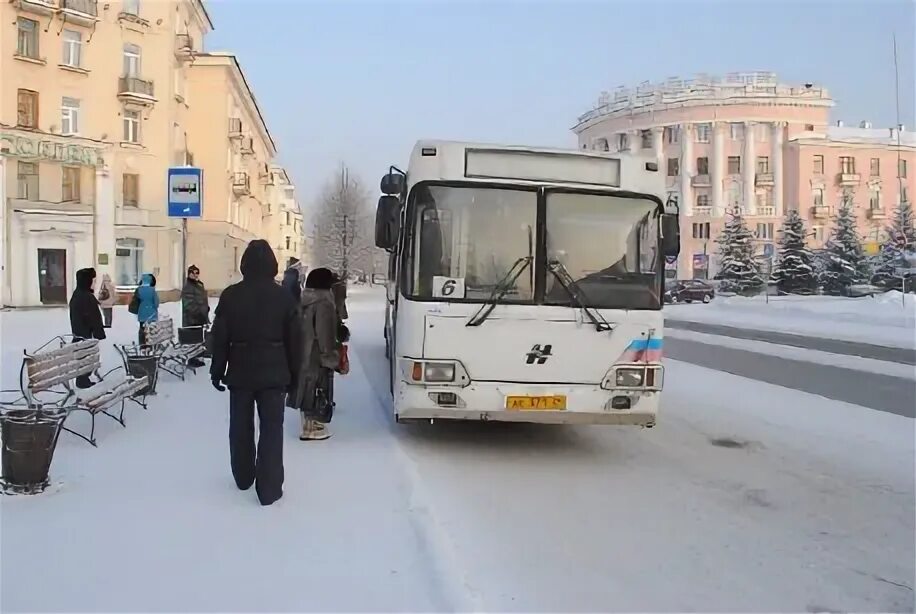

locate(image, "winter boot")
[[299, 416, 331, 441]]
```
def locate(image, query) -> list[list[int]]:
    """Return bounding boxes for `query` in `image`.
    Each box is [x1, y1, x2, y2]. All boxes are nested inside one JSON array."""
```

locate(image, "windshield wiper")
[[547, 259, 614, 332], [466, 256, 533, 327]]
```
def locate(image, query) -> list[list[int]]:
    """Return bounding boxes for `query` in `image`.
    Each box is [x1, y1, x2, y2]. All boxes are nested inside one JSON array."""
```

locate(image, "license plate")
[[506, 395, 567, 411]]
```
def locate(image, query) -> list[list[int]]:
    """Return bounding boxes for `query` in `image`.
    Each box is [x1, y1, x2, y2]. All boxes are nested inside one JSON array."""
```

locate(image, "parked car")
[[665, 279, 716, 304], [844, 283, 888, 298]]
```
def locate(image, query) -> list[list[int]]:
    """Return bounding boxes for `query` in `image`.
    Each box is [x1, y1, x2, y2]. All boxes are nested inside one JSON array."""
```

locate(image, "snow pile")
[[667, 292, 916, 348]]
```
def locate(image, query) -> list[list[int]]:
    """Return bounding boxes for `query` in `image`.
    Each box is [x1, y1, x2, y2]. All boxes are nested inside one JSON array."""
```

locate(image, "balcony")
[[867, 208, 887, 220], [175, 34, 194, 57], [811, 205, 831, 219], [837, 172, 861, 186], [693, 206, 712, 216], [240, 137, 254, 155], [691, 174, 711, 187], [228, 118, 243, 139], [232, 172, 250, 196], [755, 206, 776, 216], [11, 0, 56, 16], [59, 0, 98, 25], [755, 173, 774, 186], [118, 76, 156, 103]]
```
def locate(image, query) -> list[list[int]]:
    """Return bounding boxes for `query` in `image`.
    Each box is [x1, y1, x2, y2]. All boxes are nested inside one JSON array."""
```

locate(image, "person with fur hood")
[[288, 267, 349, 441]]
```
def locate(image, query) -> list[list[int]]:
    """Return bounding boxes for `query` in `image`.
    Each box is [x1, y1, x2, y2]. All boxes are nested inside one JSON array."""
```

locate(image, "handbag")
[[338, 344, 350, 375], [309, 368, 334, 424], [127, 289, 140, 315]]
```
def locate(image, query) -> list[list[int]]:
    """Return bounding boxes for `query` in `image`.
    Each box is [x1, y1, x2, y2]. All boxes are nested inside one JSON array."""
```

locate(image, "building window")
[[696, 156, 709, 175], [17, 161, 39, 200], [123, 0, 140, 15], [664, 126, 679, 144], [756, 156, 770, 174], [115, 238, 144, 286], [62, 166, 81, 202], [123, 110, 141, 143], [840, 156, 855, 174], [729, 123, 744, 140], [616, 133, 629, 151], [640, 130, 652, 150], [757, 187, 773, 210], [902, 186, 909, 203], [804, 124, 815, 132], [727, 156, 741, 175], [285, 236, 291, 250], [813, 155, 824, 175], [123, 43, 141, 77], [696, 194, 710, 210], [692, 222, 711, 239], [870, 158, 880, 177], [17, 18, 39, 59], [667, 157, 679, 177], [813, 188, 824, 207], [756, 223, 774, 240], [727, 184, 741, 208], [123, 173, 139, 206], [61, 97, 80, 135], [869, 189, 880, 211], [899, 159, 908, 179], [813, 226, 824, 243], [62, 30, 82, 68], [695, 123, 711, 143], [17, 89, 38, 128]]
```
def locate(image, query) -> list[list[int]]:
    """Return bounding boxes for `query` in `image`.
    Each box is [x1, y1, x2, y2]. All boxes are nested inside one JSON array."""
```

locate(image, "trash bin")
[[125, 355, 159, 396], [1, 408, 66, 495]]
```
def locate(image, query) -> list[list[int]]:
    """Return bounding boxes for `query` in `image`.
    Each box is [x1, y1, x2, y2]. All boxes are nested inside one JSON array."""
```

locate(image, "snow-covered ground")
[[667, 291, 916, 348], [1, 289, 913, 613]]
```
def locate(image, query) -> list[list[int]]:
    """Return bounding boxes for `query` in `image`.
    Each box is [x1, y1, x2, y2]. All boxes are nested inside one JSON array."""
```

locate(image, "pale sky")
[[205, 0, 916, 210]]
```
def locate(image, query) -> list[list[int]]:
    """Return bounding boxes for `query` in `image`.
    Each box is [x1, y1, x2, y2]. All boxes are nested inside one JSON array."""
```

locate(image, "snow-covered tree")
[[714, 207, 765, 294], [820, 193, 869, 295], [310, 165, 377, 280], [871, 199, 916, 289], [771, 209, 818, 294]]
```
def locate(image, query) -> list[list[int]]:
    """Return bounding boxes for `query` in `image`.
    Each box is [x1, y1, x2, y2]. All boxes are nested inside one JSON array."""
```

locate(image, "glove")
[[211, 376, 226, 392]]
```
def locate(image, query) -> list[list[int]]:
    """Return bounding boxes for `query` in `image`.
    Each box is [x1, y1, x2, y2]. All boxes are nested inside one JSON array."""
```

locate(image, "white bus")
[[376, 141, 680, 426]]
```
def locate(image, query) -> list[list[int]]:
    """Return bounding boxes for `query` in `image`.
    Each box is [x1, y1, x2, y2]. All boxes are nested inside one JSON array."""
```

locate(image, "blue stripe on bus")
[[627, 338, 663, 351]]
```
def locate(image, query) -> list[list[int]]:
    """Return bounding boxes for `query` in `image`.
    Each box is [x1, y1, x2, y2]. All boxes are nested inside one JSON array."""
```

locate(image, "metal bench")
[[143, 318, 205, 381], [3, 337, 149, 447]]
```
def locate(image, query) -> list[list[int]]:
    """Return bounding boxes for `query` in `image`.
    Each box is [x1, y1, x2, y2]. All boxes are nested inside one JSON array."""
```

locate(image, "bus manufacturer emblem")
[[525, 344, 552, 365]]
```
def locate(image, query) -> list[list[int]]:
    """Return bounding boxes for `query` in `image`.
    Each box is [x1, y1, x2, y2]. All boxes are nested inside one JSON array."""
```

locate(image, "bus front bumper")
[[395, 384, 660, 426]]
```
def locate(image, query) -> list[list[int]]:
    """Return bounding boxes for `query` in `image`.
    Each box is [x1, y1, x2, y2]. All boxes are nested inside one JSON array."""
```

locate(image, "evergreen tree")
[[872, 199, 916, 289], [714, 207, 764, 294], [771, 210, 817, 294], [820, 193, 869, 295]]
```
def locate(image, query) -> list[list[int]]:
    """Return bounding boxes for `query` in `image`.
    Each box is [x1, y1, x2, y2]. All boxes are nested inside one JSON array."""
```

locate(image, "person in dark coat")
[[209, 240, 301, 506], [69, 267, 105, 389], [289, 267, 343, 441], [281, 258, 302, 303], [181, 265, 210, 368]]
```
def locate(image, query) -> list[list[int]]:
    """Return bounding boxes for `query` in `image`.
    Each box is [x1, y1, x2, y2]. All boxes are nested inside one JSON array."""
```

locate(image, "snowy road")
[[2, 290, 914, 613]]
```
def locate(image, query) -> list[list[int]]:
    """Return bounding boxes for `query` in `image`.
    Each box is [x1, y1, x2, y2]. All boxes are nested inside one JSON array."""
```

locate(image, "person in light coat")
[[96, 273, 118, 328]]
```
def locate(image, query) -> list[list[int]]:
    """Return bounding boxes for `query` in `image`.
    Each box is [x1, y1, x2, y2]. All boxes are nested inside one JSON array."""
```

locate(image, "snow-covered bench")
[[6, 337, 149, 447], [143, 317, 205, 381]]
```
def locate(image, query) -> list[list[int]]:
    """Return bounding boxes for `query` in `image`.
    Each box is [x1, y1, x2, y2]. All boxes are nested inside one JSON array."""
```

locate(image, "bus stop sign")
[[168, 167, 202, 218]]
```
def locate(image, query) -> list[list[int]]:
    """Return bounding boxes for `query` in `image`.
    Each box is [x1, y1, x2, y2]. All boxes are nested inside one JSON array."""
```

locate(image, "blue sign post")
[[168, 166, 202, 286]]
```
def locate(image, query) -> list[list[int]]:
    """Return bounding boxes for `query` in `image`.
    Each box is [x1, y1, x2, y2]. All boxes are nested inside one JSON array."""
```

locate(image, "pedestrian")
[[281, 257, 302, 303], [181, 264, 210, 368], [96, 273, 118, 328], [209, 239, 301, 506], [289, 267, 345, 441], [69, 267, 105, 389], [131, 273, 159, 346]]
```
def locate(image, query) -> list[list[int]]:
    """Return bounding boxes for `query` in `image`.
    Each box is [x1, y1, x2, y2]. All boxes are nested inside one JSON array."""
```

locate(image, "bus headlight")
[[401, 359, 470, 387], [615, 368, 644, 387]]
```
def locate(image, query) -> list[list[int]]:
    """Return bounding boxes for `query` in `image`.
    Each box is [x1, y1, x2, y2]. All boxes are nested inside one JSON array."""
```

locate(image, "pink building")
[[573, 72, 916, 279]]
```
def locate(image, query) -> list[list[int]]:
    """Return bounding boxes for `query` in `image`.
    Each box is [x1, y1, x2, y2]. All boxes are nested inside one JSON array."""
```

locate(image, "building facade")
[[573, 72, 915, 279], [266, 165, 304, 270]]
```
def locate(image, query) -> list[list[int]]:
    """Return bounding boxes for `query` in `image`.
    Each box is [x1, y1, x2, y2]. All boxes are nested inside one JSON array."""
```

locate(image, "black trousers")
[[228, 387, 285, 505]]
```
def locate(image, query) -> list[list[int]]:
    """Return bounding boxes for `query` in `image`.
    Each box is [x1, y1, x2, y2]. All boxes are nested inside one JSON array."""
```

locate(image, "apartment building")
[[183, 52, 278, 290], [266, 165, 305, 270], [0, 0, 213, 306], [573, 72, 915, 279]]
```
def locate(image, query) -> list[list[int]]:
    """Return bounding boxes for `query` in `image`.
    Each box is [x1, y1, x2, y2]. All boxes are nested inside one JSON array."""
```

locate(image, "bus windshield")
[[545, 192, 661, 309], [402, 183, 663, 309], [404, 184, 538, 301]]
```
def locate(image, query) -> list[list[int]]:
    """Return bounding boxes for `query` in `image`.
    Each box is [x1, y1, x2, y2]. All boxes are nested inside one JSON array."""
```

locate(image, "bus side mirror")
[[661, 214, 680, 257], [375, 195, 400, 251], [380, 173, 405, 197]]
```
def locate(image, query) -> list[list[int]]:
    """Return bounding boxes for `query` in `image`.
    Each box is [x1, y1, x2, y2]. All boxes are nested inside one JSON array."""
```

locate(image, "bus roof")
[[407, 140, 666, 198]]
